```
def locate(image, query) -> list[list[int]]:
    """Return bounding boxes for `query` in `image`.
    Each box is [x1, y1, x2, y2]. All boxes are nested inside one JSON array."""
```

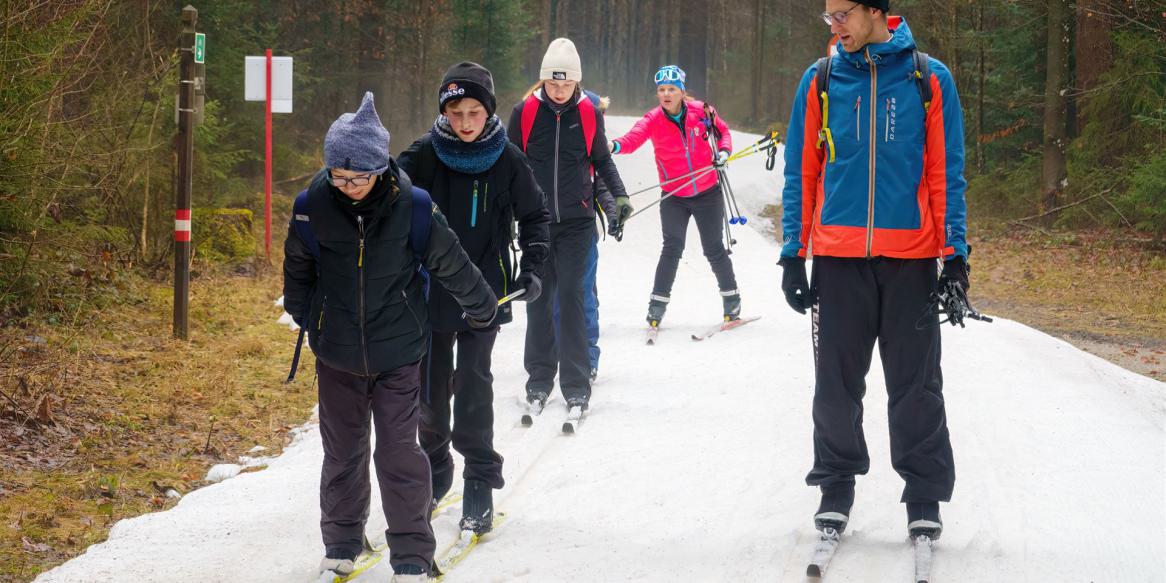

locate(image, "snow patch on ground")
[[35, 116, 1165, 583]]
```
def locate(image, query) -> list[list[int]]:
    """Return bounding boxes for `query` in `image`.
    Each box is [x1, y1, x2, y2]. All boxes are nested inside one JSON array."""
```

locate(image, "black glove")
[[939, 256, 970, 293], [778, 257, 816, 314], [465, 303, 497, 329], [513, 271, 542, 303]]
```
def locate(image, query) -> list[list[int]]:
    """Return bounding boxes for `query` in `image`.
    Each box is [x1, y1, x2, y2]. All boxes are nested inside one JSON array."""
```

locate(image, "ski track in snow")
[[35, 117, 1165, 583]]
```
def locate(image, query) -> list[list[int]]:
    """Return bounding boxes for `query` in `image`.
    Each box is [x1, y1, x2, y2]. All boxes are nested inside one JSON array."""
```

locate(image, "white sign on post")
[[244, 56, 293, 113]]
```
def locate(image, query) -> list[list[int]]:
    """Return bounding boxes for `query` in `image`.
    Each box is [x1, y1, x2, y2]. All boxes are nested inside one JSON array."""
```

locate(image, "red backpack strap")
[[520, 94, 540, 152], [578, 96, 597, 158]]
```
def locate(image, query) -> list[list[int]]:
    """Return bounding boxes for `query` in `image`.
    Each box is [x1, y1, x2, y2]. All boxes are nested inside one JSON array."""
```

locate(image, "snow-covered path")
[[36, 117, 1165, 582]]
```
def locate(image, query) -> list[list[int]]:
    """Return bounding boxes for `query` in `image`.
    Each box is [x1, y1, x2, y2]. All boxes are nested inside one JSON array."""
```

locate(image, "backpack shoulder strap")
[[411, 139, 440, 191], [578, 96, 597, 158], [520, 94, 540, 152], [814, 56, 836, 164], [409, 186, 432, 260], [912, 50, 933, 112], [292, 189, 319, 260], [814, 56, 833, 110]]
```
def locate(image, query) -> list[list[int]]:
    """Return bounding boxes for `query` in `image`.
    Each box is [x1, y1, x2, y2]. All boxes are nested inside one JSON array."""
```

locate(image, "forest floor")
[[1, 223, 1162, 581], [0, 252, 319, 582]]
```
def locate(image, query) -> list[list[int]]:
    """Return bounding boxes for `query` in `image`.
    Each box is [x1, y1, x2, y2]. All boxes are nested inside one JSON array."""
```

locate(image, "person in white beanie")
[[508, 38, 632, 427]]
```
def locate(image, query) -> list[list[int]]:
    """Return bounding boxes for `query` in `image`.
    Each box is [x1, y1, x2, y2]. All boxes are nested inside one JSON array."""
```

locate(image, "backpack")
[[519, 92, 598, 158], [520, 91, 607, 228], [814, 50, 932, 164], [285, 177, 433, 383]]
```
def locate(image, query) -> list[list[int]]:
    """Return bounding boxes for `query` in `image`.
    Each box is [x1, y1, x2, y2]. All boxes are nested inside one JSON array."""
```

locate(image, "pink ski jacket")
[[612, 100, 732, 198]]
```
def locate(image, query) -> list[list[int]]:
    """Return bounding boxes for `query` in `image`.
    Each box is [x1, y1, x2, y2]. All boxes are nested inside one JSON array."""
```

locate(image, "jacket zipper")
[[885, 98, 891, 142], [356, 215, 370, 375], [471, 180, 479, 228], [553, 113, 562, 222], [865, 48, 878, 258], [402, 290, 422, 333], [498, 252, 508, 295], [855, 96, 862, 141], [674, 112, 696, 196]]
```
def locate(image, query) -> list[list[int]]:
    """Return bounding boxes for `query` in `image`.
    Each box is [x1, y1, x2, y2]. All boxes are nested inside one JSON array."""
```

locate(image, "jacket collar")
[[836, 15, 917, 68]]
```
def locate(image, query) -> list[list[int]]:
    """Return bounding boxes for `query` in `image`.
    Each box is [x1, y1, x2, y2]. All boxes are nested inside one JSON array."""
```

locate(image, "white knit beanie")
[[540, 38, 582, 82]]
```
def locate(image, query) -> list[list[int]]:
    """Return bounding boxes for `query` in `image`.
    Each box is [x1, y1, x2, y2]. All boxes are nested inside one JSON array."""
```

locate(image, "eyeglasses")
[[654, 67, 686, 84], [821, 2, 860, 25], [327, 173, 375, 188]]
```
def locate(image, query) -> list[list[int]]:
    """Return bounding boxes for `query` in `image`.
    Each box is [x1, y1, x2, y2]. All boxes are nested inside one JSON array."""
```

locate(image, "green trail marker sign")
[[194, 33, 206, 64]]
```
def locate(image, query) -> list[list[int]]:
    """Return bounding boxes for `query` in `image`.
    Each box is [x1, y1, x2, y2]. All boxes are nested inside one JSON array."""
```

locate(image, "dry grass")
[[0, 261, 317, 582], [969, 229, 1166, 380]]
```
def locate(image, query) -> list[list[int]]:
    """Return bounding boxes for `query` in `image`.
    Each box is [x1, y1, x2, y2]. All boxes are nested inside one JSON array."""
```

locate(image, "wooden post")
[[174, 5, 197, 340]]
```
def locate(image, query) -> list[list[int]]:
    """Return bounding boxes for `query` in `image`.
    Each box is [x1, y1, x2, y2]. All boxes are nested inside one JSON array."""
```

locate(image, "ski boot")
[[813, 482, 854, 533], [907, 501, 943, 540], [390, 563, 428, 583], [646, 294, 669, 328], [460, 479, 494, 535], [319, 548, 357, 578], [721, 289, 742, 322], [566, 396, 590, 413], [430, 458, 454, 509]]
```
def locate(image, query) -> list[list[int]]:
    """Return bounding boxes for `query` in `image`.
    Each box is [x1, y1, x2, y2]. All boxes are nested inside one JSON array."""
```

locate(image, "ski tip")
[[562, 422, 575, 434], [520, 414, 533, 427], [806, 564, 822, 579], [690, 334, 703, 341]]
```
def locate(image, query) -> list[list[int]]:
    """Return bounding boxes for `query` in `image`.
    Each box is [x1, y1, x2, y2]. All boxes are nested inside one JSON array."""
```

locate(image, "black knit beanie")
[[854, 0, 889, 12], [439, 61, 497, 117]]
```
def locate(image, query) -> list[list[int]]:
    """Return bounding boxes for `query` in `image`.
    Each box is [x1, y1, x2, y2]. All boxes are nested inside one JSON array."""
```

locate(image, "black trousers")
[[419, 327, 505, 490], [653, 184, 738, 296], [807, 256, 956, 503], [525, 218, 594, 403], [316, 359, 434, 572]]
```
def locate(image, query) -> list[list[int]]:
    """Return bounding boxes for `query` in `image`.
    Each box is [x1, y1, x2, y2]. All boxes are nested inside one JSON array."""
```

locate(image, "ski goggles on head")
[[653, 66, 686, 89]]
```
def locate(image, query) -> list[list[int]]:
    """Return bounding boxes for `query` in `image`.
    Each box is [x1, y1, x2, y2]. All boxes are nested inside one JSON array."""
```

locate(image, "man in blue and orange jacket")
[[778, 0, 970, 543]]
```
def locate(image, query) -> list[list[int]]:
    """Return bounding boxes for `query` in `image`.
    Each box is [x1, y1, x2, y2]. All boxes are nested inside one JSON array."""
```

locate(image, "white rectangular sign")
[[244, 56, 293, 113]]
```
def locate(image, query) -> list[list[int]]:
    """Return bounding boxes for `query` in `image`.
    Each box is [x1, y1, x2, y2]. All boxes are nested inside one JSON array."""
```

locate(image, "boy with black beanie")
[[398, 61, 550, 537]]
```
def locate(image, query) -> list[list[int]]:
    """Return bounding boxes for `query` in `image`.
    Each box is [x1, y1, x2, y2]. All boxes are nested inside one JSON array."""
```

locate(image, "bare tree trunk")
[[976, 0, 985, 174], [750, 0, 764, 125], [1041, 0, 1071, 218]]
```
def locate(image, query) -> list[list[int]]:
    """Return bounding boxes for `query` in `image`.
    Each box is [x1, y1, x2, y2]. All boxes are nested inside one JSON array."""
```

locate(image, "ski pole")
[[497, 289, 526, 305], [623, 166, 718, 221], [461, 288, 526, 321], [624, 164, 719, 199], [719, 168, 747, 225]]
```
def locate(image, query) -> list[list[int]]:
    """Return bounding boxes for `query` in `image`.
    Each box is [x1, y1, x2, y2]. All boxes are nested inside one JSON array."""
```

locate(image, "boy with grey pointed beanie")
[[284, 91, 497, 583]]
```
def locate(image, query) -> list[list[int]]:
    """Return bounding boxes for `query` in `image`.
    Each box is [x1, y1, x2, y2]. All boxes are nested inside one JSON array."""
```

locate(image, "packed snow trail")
[[36, 117, 1165, 583]]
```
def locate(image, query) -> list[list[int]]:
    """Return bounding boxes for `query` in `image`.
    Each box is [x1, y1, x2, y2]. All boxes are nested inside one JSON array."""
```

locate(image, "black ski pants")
[[652, 184, 738, 297], [525, 218, 594, 403], [316, 359, 434, 572], [419, 327, 505, 490], [807, 256, 956, 503]]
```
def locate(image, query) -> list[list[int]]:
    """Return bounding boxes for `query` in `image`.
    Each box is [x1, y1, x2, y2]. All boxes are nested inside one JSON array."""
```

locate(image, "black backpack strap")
[[814, 56, 836, 163], [912, 50, 933, 112]]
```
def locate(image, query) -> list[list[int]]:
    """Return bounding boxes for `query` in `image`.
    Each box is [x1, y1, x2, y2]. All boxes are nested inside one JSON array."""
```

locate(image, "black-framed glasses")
[[327, 173, 375, 188], [821, 2, 860, 25]]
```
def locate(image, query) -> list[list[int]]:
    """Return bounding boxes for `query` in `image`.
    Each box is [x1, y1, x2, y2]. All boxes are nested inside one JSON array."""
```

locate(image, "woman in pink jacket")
[[610, 65, 740, 327]]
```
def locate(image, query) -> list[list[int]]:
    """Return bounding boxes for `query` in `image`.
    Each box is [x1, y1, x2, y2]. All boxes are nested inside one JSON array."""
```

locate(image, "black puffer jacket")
[[398, 135, 550, 332], [283, 162, 496, 376], [507, 90, 627, 224]]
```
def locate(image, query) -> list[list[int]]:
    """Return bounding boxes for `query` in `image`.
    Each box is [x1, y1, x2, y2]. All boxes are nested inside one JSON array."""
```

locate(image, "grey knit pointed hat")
[[323, 91, 391, 174]]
